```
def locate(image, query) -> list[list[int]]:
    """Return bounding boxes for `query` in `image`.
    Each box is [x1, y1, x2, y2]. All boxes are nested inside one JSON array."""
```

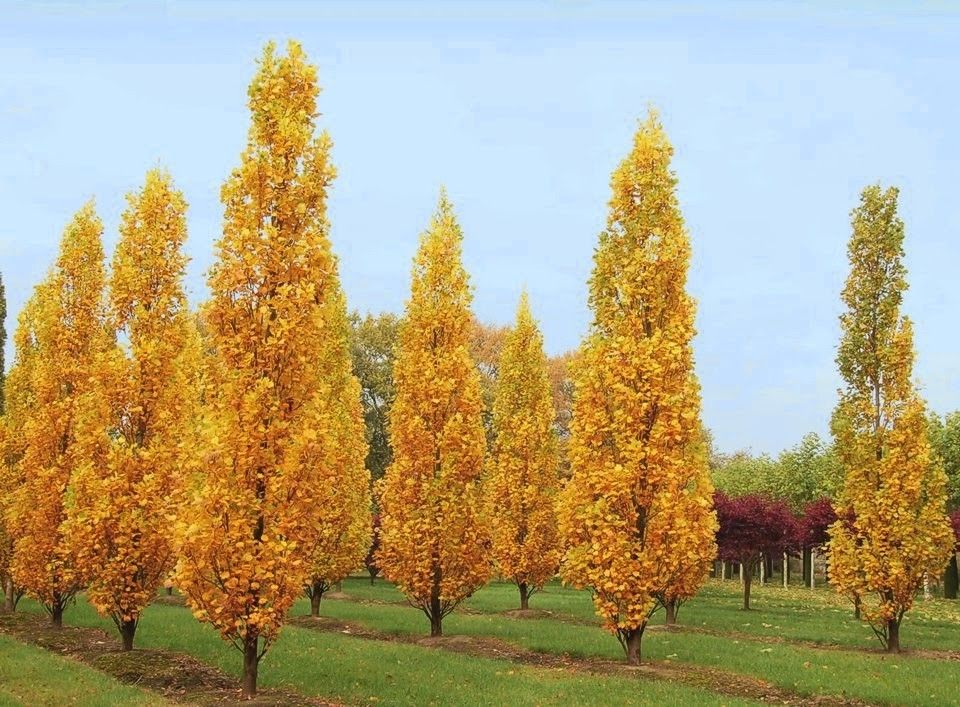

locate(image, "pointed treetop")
[[247, 39, 321, 154], [514, 290, 534, 330]]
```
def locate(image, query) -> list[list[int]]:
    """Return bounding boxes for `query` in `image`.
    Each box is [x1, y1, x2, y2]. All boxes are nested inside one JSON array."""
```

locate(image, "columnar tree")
[[714, 492, 797, 610], [9, 203, 111, 626], [487, 292, 560, 610], [304, 286, 371, 617], [0, 272, 5, 411], [0, 271, 14, 612], [2, 293, 45, 613], [557, 111, 715, 665], [67, 170, 195, 650], [174, 41, 347, 697], [827, 184, 953, 652], [376, 191, 490, 637]]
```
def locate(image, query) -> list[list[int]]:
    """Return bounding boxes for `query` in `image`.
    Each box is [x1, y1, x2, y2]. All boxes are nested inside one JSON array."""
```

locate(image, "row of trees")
[[0, 41, 719, 693], [2, 36, 957, 700]]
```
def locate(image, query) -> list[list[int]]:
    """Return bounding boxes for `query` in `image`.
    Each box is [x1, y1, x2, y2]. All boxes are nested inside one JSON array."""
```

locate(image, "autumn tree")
[[349, 312, 399, 481], [655, 426, 717, 625], [487, 293, 560, 610], [0, 271, 5, 412], [471, 319, 509, 446], [376, 191, 490, 637], [303, 286, 371, 617], [1, 290, 45, 614], [827, 184, 953, 652], [546, 350, 577, 478], [0, 271, 13, 612], [174, 41, 352, 697], [714, 492, 798, 610], [9, 203, 111, 627], [557, 111, 715, 665], [66, 170, 196, 650]]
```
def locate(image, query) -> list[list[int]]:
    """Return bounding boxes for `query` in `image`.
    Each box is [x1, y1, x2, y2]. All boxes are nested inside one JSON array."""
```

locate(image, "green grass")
[[313, 577, 960, 706], [17, 597, 753, 706], [14, 576, 960, 706], [0, 633, 165, 706]]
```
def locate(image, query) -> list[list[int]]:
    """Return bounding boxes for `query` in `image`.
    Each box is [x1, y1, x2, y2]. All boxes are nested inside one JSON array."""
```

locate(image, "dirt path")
[[289, 615, 870, 706], [0, 612, 336, 707]]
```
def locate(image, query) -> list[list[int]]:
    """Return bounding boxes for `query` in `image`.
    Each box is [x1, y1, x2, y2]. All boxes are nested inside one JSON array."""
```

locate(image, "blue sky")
[[1, 1, 958, 455]]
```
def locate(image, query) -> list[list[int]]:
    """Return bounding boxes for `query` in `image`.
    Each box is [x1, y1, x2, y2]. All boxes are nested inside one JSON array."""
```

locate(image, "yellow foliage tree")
[[653, 423, 717, 625], [9, 203, 111, 627], [557, 111, 715, 664], [376, 191, 490, 637], [304, 284, 371, 617], [174, 41, 350, 697], [67, 170, 196, 651], [2, 278, 36, 613], [827, 184, 953, 653], [487, 292, 560, 610]]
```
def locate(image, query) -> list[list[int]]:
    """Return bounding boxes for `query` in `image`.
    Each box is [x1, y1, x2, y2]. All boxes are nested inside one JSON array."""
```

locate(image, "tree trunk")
[[3, 579, 14, 613], [743, 568, 753, 611], [166, 586, 173, 596], [886, 618, 900, 653], [782, 553, 789, 588], [759, 554, 766, 584], [665, 600, 677, 625], [944, 554, 959, 600], [51, 604, 63, 628], [369, 572, 376, 586], [802, 547, 811, 585], [923, 573, 931, 600], [310, 580, 324, 617], [519, 582, 530, 610], [720, 561, 726, 580], [624, 628, 643, 665], [854, 595, 861, 620], [119, 619, 137, 651], [429, 611, 443, 637], [242, 635, 259, 698], [809, 548, 816, 589], [429, 577, 443, 637]]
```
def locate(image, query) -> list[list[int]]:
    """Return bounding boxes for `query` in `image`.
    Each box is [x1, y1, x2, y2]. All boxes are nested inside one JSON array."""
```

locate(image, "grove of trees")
[[1, 38, 959, 699]]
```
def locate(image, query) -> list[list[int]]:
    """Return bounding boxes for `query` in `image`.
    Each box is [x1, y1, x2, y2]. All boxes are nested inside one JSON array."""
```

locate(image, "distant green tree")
[[929, 412, 960, 510], [929, 411, 960, 598], [349, 312, 399, 482], [775, 433, 843, 510], [711, 451, 780, 498]]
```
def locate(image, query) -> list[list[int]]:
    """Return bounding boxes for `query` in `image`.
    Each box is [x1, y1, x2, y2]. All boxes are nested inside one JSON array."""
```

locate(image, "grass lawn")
[[8, 576, 960, 705], [314, 577, 960, 706], [0, 632, 166, 706], [13, 596, 754, 706]]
